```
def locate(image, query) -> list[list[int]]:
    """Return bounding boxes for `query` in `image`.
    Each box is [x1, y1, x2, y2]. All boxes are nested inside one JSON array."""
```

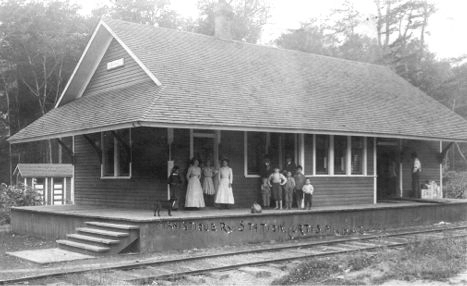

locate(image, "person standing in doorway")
[[284, 155, 297, 175], [411, 152, 422, 198]]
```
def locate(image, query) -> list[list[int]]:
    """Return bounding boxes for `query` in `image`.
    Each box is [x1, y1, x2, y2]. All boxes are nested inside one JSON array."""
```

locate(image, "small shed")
[[13, 164, 73, 205]]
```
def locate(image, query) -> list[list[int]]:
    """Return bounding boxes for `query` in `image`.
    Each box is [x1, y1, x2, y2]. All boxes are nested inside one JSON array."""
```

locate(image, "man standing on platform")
[[411, 152, 422, 198]]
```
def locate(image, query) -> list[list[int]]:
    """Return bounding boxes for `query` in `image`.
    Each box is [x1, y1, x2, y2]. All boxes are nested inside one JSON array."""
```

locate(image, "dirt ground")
[[0, 231, 56, 271]]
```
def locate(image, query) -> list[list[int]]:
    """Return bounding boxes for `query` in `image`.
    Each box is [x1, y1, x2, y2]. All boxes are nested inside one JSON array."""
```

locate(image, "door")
[[193, 136, 215, 165], [190, 130, 219, 167], [377, 142, 400, 200]]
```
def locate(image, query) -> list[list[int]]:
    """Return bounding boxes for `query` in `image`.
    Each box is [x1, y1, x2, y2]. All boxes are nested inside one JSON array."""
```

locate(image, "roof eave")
[[8, 120, 467, 144]]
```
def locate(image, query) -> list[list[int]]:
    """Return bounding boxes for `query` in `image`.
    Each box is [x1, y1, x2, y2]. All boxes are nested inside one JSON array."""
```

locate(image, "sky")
[[76, 0, 467, 60]]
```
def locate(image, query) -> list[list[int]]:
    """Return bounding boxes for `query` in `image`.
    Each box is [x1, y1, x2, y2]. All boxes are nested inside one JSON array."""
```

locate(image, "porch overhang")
[[8, 120, 467, 144]]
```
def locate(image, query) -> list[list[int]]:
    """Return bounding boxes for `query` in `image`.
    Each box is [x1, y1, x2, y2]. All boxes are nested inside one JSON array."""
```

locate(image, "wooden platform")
[[11, 199, 467, 253]]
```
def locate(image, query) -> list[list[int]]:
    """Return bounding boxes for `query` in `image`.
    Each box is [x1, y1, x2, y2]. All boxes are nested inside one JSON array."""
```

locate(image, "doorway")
[[190, 130, 219, 167], [377, 141, 400, 200]]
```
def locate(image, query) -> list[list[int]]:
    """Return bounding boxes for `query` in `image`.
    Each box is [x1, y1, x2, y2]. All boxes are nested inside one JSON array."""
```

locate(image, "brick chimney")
[[214, 0, 234, 40]]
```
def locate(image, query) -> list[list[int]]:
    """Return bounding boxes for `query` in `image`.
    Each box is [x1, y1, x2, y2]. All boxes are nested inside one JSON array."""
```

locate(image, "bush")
[[443, 171, 467, 199], [0, 183, 42, 224], [379, 236, 467, 282]]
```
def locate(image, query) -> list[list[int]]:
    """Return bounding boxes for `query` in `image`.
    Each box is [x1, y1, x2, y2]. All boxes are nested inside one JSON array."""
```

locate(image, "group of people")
[[260, 156, 314, 210], [168, 158, 234, 210]]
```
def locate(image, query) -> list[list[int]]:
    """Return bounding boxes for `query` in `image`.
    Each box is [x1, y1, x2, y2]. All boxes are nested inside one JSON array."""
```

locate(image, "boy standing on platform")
[[260, 178, 271, 208], [302, 178, 314, 210], [294, 165, 306, 209], [268, 167, 287, 210], [284, 171, 296, 210]]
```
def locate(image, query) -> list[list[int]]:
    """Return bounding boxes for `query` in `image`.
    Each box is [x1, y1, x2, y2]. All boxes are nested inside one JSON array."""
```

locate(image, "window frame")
[[244, 132, 370, 178], [244, 131, 268, 178], [100, 129, 132, 179]]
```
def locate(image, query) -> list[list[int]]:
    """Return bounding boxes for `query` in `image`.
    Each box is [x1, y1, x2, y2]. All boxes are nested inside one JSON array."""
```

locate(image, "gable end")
[[83, 39, 153, 97]]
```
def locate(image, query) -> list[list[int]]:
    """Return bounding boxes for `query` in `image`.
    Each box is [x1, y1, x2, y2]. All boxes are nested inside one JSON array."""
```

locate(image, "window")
[[245, 132, 267, 176], [283, 133, 297, 167], [101, 129, 132, 178], [246, 133, 368, 177], [315, 135, 329, 174], [304, 134, 314, 175], [351, 137, 364, 175], [334, 136, 347, 175]]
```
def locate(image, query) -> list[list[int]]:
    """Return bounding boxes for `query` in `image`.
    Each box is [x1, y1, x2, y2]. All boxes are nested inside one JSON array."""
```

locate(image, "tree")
[[275, 20, 337, 56], [0, 0, 93, 165], [275, 0, 437, 81], [195, 0, 270, 43], [94, 0, 185, 29]]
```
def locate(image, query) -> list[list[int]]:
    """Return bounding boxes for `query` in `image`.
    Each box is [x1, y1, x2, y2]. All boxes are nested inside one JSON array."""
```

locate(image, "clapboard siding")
[[74, 128, 374, 208], [83, 39, 149, 97], [220, 131, 256, 207], [222, 131, 374, 207], [74, 127, 167, 208], [402, 140, 440, 195]]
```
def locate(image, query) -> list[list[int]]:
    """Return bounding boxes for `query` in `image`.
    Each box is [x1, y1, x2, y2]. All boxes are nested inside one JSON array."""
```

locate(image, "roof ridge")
[[103, 18, 387, 69], [140, 84, 166, 121]]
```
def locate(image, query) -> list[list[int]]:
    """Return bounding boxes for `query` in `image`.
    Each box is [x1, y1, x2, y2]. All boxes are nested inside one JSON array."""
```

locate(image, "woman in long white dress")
[[185, 158, 205, 208], [215, 159, 234, 207]]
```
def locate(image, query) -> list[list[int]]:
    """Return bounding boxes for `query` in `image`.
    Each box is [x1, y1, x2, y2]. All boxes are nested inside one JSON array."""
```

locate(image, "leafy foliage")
[[0, 0, 94, 181], [194, 0, 270, 43], [443, 171, 467, 199], [0, 183, 42, 224], [274, 237, 467, 285], [93, 0, 185, 29], [376, 237, 467, 282]]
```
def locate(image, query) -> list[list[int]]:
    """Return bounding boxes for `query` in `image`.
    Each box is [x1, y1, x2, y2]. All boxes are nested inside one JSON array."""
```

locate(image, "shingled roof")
[[13, 164, 73, 178], [9, 18, 467, 143]]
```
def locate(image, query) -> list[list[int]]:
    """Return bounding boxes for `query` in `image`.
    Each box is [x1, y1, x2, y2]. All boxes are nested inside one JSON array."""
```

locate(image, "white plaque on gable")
[[106, 58, 125, 70]]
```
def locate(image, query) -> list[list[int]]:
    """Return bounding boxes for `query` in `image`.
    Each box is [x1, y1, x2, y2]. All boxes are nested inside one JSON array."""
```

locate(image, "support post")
[[399, 139, 403, 198], [438, 142, 454, 163], [373, 138, 377, 204], [440, 141, 443, 196], [55, 138, 75, 164]]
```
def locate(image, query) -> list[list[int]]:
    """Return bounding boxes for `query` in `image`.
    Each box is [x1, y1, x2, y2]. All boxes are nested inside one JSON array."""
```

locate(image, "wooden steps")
[[66, 234, 120, 245], [56, 239, 110, 253], [57, 221, 140, 256], [76, 227, 129, 238], [85, 221, 140, 230]]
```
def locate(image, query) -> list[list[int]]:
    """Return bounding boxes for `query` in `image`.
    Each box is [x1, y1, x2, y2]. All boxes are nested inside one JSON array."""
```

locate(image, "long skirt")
[[215, 178, 234, 204], [185, 177, 205, 208], [203, 177, 216, 195]]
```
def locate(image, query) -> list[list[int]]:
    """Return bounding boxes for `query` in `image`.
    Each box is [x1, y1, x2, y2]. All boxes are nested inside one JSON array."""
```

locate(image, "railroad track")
[[2, 224, 467, 285]]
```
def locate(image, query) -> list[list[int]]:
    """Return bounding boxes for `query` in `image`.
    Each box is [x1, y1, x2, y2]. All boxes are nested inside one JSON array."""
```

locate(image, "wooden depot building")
[[7, 15, 467, 254]]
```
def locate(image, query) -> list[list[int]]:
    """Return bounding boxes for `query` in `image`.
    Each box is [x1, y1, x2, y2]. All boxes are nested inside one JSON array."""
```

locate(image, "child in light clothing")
[[260, 178, 271, 208], [284, 171, 295, 210], [268, 167, 287, 210], [302, 178, 314, 210]]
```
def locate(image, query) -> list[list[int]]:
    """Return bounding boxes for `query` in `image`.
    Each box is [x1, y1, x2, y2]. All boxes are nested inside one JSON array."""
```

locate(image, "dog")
[[154, 198, 177, 217], [251, 202, 262, 213]]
